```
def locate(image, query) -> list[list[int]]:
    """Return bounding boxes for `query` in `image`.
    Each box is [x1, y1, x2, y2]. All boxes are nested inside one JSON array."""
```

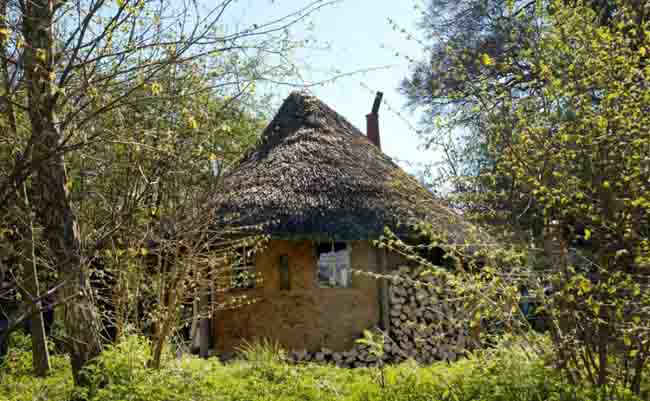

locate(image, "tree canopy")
[[400, 0, 650, 393]]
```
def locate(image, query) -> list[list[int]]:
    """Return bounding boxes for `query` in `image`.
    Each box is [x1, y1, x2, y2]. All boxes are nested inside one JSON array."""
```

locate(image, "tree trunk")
[[4, 0, 50, 378], [199, 281, 210, 358], [20, 184, 51, 376], [151, 285, 178, 369], [150, 250, 181, 369], [22, 0, 101, 385], [24, 256, 51, 377]]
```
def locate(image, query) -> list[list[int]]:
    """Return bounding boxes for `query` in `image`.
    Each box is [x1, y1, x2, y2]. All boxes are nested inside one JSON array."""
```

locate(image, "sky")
[[220, 0, 436, 173]]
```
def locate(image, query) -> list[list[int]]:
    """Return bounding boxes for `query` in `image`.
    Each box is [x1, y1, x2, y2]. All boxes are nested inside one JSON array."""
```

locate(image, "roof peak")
[[248, 91, 372, 167], [287, 89, 314, 99], [266, 91, 366, 138], [216, 91, 470, 240]]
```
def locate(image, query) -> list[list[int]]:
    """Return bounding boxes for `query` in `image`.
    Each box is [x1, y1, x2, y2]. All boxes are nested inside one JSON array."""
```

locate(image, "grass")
[[0, 333, 646, 401]]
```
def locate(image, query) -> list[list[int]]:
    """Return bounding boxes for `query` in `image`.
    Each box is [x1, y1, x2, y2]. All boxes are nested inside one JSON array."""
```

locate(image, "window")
[[230, 246, 257, 290], [279, 255, 290, 291], [316, 242, 351, 288]]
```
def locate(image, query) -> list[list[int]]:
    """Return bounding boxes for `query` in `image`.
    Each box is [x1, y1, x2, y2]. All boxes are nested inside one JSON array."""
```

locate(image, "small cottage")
[[211, 91, 468, 354]]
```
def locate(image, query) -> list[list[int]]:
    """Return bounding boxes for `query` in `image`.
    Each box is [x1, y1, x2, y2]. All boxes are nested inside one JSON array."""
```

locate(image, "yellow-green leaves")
[[481, 53, 494, 66], [408, 0, 650, 392], [539, 63, 550, 78], [187, 115, 198, 130], [0, 27, 9, 43], [35, 48, 47, 62], [578, 278, 591, 295], [150, 82, 162, 96]]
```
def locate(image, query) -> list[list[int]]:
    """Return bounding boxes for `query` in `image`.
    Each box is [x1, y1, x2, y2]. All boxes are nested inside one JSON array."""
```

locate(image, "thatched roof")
[[216, 91, 470, 241]]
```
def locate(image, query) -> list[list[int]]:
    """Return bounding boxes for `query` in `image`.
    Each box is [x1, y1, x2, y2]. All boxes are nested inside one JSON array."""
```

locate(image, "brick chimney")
[[366, 92, 383, 149]]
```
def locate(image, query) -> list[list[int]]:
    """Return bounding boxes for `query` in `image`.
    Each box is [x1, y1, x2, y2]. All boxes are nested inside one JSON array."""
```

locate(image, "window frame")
[[315, 241, 352, 289]]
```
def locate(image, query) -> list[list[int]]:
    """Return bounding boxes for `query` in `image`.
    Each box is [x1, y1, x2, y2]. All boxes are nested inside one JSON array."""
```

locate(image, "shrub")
[[236, 338, 286, 366], [0, 333, 74, 401], [0, 334, 646, 401]]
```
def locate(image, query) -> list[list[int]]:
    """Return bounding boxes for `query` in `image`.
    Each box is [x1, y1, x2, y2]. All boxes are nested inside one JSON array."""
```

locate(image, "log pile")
[[384, 265, 473, 363], [287, 339, 387, 368], [287, 265, 475, 367]]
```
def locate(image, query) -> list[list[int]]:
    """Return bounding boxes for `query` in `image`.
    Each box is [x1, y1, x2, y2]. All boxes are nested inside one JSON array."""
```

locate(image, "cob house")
[[210, 91, 471, 357]]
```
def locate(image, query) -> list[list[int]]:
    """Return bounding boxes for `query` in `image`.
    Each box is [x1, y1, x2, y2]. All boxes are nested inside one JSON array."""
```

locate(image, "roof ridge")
[[270, 90, 365, 137], [217, 92, 471, 241], [246, 91, 374, 163]]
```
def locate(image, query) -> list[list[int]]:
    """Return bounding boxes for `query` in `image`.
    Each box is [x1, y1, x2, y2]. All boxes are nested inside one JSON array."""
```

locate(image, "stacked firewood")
[[287, 265, 475, 367], [287, 340, 386, 368], [385, 265, 473, 363]]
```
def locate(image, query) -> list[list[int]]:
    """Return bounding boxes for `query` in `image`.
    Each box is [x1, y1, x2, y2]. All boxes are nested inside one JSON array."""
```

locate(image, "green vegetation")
[[1, 333, 646, 401], [3, 0, 650, 399], [395, 0, 650, 395]]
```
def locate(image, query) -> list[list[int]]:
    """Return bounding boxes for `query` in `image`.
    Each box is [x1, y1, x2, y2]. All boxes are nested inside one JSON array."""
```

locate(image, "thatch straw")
[[216, 91, 469, 241]]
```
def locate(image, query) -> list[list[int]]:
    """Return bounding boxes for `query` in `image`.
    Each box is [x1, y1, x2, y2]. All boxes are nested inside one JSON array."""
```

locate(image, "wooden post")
[[190, 298, 200, 353], [377, 247, 390, 336], [210, 275, 216, 354], [199, 272, 210, 358]]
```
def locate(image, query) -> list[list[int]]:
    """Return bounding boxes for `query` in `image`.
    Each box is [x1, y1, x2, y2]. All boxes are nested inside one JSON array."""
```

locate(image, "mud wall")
[[213, 240, 382, 353]]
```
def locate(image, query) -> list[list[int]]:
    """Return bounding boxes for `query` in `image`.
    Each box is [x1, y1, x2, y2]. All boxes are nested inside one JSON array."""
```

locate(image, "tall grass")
[[0, 333, 646, 401]]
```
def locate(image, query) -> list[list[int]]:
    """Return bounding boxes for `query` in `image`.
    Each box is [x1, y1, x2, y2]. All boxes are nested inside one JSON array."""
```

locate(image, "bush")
[[0, 332, 74, 401], [0, 334, 646, 401]]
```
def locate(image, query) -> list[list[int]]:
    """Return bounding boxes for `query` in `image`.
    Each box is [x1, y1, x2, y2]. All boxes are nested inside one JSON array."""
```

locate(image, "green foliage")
[[355, 330, 385, 361], [236, 338, 287, 368], [355, 329, 387, 387], [6, 331, 32, 352], [472, 1, 650, 392], [401, 0, 650, 394], [1, 334, 647, 401], [85, 335, 153, 390], [0, 334, 74, 401], [0, 0, 306, 379]]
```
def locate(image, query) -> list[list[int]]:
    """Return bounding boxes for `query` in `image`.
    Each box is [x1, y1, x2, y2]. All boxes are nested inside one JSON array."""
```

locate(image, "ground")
[[1, 334, 647, 401]]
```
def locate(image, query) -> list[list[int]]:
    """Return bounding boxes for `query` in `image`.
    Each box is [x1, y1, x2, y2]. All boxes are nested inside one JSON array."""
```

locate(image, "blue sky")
[[222, 0, 436, 173]]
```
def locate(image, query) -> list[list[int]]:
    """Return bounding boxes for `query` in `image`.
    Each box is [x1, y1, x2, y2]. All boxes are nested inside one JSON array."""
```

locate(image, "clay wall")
[[213, 240, 384, 353]]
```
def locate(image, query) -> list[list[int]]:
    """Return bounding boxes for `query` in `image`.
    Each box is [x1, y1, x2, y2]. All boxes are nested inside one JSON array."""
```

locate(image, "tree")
[[398, 0, 650, 394], [483, 2, 650, 391], [400, 0, 647, 236], [1, 0, 337, 383], [1, 0, 49, 375], [70, 65, 269, 367]]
